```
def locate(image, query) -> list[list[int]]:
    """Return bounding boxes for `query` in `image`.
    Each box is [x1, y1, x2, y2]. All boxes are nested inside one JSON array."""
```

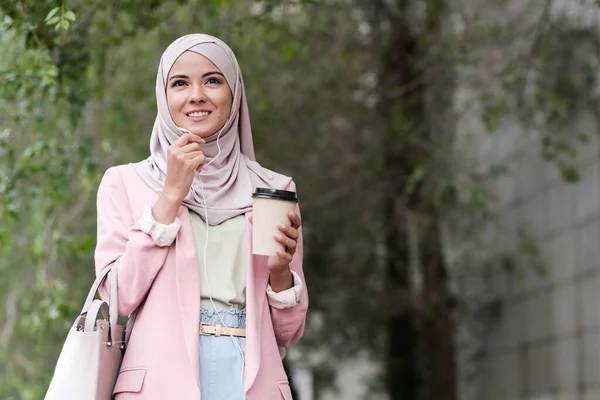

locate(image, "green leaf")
[[560, 164, 580, 183], [469, 186, 487, 208], [44, 7, 60, 22], [54, 20, 70, 31], [283, 42, 297, 61], [46, 16, 60, 25], [64, 10, 76, 22]]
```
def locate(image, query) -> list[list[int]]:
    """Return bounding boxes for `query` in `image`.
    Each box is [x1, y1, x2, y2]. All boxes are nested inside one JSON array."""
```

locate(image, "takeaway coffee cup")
[[251, 188, 298, 256]]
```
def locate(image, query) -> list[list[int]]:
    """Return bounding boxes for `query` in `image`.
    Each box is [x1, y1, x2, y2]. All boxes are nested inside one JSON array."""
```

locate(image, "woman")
[[94, 34, 308, 400]]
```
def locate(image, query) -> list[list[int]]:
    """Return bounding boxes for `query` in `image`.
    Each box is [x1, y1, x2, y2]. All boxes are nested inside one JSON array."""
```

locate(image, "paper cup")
[[252, 188, 298, 256]]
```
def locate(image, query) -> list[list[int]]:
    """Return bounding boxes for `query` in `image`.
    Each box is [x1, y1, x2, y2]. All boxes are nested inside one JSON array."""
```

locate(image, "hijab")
[[132, 34, 291, 225]]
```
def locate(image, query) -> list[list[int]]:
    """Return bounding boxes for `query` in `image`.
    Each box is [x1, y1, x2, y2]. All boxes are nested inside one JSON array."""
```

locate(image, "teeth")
[[188, 111, 209, 117]]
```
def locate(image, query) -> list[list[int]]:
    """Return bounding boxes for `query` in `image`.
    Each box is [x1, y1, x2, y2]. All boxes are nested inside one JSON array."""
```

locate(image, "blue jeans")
[[199, 309, 246, 400]]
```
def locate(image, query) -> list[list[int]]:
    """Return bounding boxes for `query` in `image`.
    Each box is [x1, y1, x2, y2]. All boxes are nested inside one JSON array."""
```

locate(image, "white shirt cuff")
[[266, 270, 303, 309], [137, 204, 181, 247]]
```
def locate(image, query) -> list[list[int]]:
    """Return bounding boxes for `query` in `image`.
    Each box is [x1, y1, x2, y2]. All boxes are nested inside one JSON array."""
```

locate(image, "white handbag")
[[45, 260, 132, 400]]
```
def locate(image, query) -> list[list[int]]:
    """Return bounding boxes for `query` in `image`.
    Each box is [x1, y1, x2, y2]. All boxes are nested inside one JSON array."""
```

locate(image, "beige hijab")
[[133, 34, 291, 225]]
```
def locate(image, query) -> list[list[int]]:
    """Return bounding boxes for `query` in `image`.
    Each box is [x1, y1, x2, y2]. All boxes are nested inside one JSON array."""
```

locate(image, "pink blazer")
[[94, 165, 308, 399]]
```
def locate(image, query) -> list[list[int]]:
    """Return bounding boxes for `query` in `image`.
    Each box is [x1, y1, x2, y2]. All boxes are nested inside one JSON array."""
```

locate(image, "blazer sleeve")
[[269, 180, 309, 347], [94, 166, 171, 316]]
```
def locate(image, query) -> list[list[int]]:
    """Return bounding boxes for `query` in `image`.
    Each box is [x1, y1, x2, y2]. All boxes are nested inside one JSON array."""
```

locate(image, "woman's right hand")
[[153, 133, 205, 224], [163, 133, 206, 201]]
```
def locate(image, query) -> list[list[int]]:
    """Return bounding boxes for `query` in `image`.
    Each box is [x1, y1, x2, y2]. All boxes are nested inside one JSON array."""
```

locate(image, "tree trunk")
[[377, 0, 425, 396], [421, 219, 457, 400], [375, 0, 457, 398], [384, 193, 420, 399]]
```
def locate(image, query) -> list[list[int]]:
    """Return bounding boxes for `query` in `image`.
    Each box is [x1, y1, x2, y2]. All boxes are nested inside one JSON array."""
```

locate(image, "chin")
[[193, 125, 221, 138], [194, 129, 214, 138], [179, 126, 207, 137]]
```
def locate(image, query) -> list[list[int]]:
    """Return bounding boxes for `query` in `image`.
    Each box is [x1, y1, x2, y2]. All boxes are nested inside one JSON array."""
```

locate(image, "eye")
[[171, 79, 187, 87], [206, 77, 222, 85]]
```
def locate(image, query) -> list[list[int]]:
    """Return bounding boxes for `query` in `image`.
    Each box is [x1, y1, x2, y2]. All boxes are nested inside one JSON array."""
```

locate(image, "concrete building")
[[456, 2, 600, 399]]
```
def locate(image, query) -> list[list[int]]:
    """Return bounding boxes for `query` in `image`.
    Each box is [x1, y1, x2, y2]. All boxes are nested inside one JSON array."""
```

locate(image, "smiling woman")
[[89, 34, 308, 400], [166, 52, 233, 138]]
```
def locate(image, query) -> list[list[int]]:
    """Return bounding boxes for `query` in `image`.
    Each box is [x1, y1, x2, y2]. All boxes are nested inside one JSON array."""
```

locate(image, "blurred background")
[[1, 0, 600, 399]]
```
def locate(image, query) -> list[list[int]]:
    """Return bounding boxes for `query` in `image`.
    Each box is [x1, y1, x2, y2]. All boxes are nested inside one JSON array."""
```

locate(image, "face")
[[166, 51, 233, 138]]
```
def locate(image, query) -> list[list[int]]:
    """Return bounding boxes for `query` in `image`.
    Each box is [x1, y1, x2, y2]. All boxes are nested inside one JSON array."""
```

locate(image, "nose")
[[189, 85, 206, 103]]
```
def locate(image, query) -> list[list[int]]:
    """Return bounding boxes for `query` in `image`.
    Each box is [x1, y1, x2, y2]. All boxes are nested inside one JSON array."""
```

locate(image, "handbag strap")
[[109, 262, 118, 332], [80, 262, 113, 315], [79, 258, 121, 344], [84, 299, 109, 332]]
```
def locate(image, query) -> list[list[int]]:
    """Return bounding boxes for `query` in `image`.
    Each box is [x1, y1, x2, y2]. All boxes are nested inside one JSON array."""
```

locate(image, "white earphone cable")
[[179, 125, 246, 386]]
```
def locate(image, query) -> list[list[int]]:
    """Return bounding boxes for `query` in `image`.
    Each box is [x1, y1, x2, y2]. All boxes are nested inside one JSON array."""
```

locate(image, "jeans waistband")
[[200, 308, 246, 329]]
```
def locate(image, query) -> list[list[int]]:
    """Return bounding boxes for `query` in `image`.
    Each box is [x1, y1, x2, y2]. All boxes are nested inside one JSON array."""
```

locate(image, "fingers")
[[169, 140, 205, 165], [170, 147, 203, 162], [288, 211, 302, 230], [192, 153, 205, 172], [181, 141, 203, 153], [184, 150, 205, 160], [275, 249, 293, 262], [274, 232, 297, 253], [273, 212, 301, 261], [173, 132, 205, 148], [278, 222, 299, 241], [268, 215, 301, 264]]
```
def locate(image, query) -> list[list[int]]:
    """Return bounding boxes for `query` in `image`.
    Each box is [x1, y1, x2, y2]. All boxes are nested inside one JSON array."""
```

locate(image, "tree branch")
[[70, 0, 103, 34], [0, 290, 20, 346]]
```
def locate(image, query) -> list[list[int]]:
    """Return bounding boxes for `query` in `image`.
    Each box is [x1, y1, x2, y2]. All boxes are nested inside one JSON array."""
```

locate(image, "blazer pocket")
[[113, 367, 147, 394], [278, 381, 293, 400]]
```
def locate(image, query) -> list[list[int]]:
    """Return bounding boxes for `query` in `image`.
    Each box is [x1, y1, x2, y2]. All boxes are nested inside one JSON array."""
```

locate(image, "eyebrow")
[[168, 71, 225, 81]]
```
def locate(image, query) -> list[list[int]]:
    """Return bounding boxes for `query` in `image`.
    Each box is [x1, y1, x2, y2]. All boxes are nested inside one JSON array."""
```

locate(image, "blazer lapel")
[[244, 211, 269, 392]]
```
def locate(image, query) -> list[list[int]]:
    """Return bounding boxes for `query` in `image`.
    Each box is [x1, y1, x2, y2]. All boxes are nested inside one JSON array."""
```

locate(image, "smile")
[[187, 111, 211, 117]]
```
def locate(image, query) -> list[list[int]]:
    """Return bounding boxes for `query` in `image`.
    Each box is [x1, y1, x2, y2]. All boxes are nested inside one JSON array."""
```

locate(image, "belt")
[[199, 323, 246, 337]]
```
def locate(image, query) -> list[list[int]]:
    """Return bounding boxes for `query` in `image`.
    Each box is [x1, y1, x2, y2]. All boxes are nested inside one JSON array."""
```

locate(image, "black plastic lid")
[[252, 187, 298, 202]]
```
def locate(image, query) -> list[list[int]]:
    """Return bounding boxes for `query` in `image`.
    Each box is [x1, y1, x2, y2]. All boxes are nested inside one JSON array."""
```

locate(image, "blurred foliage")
[[1, 0, 600, 399]]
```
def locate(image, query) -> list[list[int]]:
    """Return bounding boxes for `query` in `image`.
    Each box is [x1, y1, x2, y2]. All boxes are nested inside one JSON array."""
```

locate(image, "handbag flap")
[[113, 368, 147, 394]]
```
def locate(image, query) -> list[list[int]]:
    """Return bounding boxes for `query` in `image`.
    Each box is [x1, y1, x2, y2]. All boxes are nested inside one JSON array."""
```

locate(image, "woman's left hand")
[[248, 210, 301, 273], [268, 211, 301, 272]]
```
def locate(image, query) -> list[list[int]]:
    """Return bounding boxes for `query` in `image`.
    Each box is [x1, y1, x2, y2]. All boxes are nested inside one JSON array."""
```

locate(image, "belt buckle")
[[200, 323, 223, 336], [200, 323, 211, 335]]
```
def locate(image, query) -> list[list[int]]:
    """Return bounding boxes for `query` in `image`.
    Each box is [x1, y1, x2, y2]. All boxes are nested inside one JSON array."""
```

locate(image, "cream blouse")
[[138, 205, 303, 310], [190, 211, 247, 309]]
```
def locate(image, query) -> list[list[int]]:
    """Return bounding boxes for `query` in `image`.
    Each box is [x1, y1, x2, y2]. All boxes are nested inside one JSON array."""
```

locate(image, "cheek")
[[217, 94, 233, 118], [166, 91, 184, 113], [211, 89, 232, 110]]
